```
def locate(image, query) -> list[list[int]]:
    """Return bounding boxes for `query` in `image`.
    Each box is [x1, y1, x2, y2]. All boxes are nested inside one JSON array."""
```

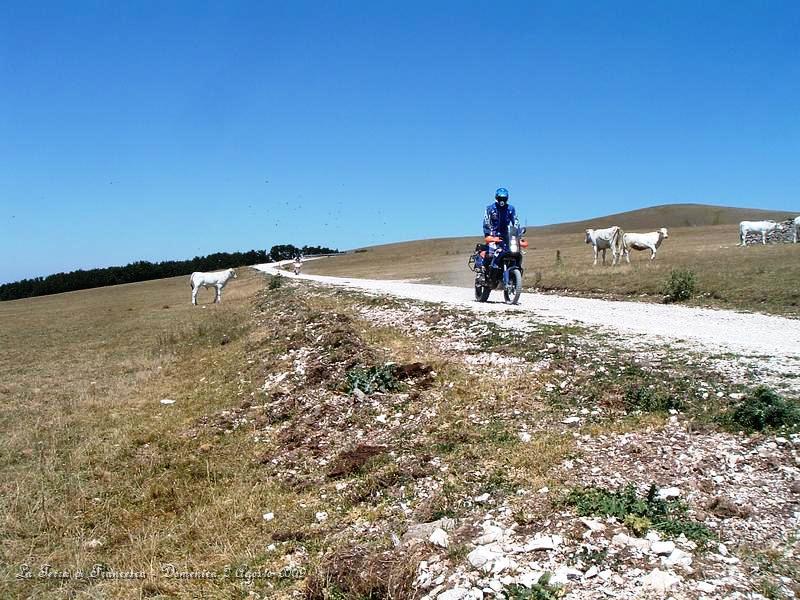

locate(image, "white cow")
[[793, 216, 800, 243], [190, 268, 237, 305], [622, 228, 669, 262], [585, 226, 622, 266], [739, 220, 777, 246]]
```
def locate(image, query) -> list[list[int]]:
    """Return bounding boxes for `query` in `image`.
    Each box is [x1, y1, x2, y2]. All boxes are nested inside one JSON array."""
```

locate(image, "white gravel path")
[[253, 262, 800, 387]]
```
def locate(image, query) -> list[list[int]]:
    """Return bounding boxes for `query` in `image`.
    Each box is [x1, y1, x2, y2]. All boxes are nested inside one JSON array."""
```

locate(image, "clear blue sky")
[[1, 1, 798, 283]]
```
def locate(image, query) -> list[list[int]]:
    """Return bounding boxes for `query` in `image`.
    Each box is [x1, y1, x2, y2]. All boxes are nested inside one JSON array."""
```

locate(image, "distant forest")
[[0, 244, 338, 301]]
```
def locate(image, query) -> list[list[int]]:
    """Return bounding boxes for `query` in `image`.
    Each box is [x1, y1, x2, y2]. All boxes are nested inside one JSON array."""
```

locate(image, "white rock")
[[437, 588, 469, 600], [551, 566, 582, 585], [492, 556, 512, 575], [516, 570, 543, 587], [560, 566, 583, 581], [475, 524, 504, 545], [315, 511, 328, 523], [645, 530, 661, 542], [474, 493, 491, 504], [562, 416, 581, 425], [160, 399, 176, 405], [663, 548, 693, 569], [642, 568, 681, 593], [466, 589, 484, 600], [697, 581, 716, 593], [262, 512, 275, 521], [580, 517, 606, 532], [717, 543, 729, 556], [429, 528, 449, 548], [651, 541, 676, 556], [83, 539, 103, 550], [518, 431, 532, 443], [266, 543, 276, 551], [656, 487, 681, 500], [526, 536, 556, 551], [488, 579, 504, 592], [598, 569, 612, 581], [467, 547, 498, 570], [612, 532, 650, 551], [584, 565, 599, 579]]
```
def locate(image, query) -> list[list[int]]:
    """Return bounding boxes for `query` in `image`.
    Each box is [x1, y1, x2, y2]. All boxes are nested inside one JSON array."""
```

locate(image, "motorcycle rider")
[[481, 188, 520, 278]]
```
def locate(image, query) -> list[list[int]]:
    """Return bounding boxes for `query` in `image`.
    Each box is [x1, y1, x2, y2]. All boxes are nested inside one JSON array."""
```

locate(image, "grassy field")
[[2, 263, 798, 598], [0, 271, 273, 598], [304, 223, 800, 316], [1, 269, 581, 598]]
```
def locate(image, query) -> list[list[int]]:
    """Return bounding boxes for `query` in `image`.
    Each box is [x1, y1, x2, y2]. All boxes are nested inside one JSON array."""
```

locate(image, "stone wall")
[[743, 219, 798, 245]]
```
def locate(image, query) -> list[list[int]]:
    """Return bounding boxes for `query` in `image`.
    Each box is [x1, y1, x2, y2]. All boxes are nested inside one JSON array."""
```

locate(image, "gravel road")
[[253, 262, 800, 385]]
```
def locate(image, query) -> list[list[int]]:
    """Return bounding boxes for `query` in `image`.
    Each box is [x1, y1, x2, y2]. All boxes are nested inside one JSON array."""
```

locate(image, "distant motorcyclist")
[[482, 188, 520, 273], [293, 255, 303, 275]]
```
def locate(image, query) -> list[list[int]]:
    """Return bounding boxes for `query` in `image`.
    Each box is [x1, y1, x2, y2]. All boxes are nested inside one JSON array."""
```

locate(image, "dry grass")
[[1, 268, 574, 599], [0, 269, 302, 598], [0, 255, 771, 599], [304, 224, 800, 316]]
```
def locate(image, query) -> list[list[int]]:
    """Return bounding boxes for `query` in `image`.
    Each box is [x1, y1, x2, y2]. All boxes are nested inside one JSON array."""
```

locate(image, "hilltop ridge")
[[530, 203, 794, 234]]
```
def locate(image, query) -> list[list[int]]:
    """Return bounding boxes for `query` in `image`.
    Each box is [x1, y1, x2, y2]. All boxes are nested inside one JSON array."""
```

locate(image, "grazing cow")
[[584, 226, 622, 266], [739, 220, 777, 246], [622, 228, 669, 262], [794, 216, 800, 244], [190, 268, 237, 305]]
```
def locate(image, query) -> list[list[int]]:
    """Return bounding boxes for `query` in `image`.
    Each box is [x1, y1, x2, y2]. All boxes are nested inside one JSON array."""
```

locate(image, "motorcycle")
[[468, 224, 528, 304]]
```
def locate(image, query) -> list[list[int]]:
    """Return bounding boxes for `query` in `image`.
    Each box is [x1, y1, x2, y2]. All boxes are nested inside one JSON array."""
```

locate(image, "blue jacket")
[[483, 202, 519, 239]]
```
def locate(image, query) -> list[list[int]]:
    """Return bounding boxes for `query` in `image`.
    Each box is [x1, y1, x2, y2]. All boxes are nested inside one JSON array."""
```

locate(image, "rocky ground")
[[217, 276, 800, 599]]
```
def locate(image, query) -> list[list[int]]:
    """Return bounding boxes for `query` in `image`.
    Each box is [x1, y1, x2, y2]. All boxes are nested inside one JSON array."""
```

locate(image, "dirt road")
[[253, 263, 800, 387]]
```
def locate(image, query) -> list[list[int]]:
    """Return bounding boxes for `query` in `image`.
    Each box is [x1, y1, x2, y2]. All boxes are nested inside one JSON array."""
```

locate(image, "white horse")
[[190, 268, 237, 305]]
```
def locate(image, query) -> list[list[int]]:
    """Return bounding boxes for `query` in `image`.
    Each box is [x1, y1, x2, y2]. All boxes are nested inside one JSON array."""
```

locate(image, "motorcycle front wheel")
[[503, 269, 523, 305], [475, 283, 490, 302]]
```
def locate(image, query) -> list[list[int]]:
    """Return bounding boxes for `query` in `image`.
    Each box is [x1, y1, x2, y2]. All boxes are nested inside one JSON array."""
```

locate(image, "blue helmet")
[[495, 188, 509, 203]]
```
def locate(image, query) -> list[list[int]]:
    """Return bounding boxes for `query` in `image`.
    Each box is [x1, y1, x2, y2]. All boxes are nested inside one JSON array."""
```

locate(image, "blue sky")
[[1, 1, 798, 283]]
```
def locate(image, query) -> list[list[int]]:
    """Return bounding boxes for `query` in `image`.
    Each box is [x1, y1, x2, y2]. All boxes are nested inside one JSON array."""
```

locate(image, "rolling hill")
[[530, 203, 794, 234], [302, 202, 800, 315]]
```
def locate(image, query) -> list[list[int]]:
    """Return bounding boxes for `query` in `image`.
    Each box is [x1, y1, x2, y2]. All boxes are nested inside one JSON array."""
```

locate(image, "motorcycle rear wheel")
[[503, 269, 522, 305]]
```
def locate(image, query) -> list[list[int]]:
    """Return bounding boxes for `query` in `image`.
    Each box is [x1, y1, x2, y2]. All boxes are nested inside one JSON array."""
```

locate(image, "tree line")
[[0, 244, 338, 301]]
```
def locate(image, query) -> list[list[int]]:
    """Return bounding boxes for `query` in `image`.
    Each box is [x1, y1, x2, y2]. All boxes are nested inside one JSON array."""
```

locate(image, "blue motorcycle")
[[468, 224, 528, 304]]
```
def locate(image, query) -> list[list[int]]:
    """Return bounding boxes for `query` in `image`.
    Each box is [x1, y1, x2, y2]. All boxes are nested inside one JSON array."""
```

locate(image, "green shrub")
[[268, 274, 283, 290], [565, 484, 712, 543], [345, 364, 402, 394], [505, 573, 563, 599], [723, 386, 800, 433], [662, 269, 696, 303], [623, 384, 684, 413]]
